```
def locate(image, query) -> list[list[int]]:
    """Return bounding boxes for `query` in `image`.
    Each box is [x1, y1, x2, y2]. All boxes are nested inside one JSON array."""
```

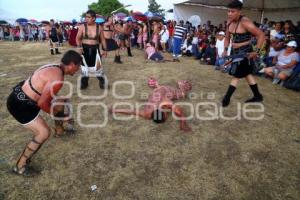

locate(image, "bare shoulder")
[[241, 16, 253, 24], [43, 67, 64, 82]]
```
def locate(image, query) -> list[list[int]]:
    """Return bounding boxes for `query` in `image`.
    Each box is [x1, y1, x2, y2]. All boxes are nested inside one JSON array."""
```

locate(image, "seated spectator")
[[265, 33, 286, 67], [181, 34, 193, 57], [203, 40, 217, 65], [263, 41, 300, 84], [280, 20, 297, 43], [270, 22, 282, 40]]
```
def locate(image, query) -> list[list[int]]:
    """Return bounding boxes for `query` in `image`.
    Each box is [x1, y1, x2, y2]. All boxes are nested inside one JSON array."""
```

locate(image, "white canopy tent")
[[173, 0, 300, 25]]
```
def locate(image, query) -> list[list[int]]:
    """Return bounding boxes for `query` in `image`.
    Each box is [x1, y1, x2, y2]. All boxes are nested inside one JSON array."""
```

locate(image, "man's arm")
[[111, 109, 150, 119], [172, 105, 192, 132], [276, 60, 298, 69], [37, 80, 63, 114], [99, 27, 107, 57], [222, 23, 231, 57], [242, 18, 265, 58], [76, 25, 83, 50]]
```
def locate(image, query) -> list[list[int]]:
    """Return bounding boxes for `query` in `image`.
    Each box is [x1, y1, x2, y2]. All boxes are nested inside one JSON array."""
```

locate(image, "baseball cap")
[[218, 31, 225, 36], [287, 41, 297, 48]]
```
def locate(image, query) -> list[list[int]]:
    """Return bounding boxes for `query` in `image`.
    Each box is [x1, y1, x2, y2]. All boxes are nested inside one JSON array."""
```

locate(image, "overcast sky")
[[0, 0, 183, 21]]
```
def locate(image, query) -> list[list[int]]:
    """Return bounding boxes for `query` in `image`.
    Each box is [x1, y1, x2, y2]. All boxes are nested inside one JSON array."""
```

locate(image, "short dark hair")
[[61, 50, 82, 65], [86, 10, 96, 18], [151, 109, 166, 123], [227, 0, 243, 10]]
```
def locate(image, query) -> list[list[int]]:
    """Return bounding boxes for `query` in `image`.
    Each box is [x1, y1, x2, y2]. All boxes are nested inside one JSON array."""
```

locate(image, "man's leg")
[[55, 42, 61, 54], [126, 38, 133, 57], [222, 78, 239, 107], [49, 40, 54, 55], [14, 116, 50, 175], [114, 50, 122, 64], [245, 75, 263, 103]]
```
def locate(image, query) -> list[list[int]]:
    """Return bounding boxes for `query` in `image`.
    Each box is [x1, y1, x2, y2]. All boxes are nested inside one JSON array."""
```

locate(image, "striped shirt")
[[174, 25, 187, 39]]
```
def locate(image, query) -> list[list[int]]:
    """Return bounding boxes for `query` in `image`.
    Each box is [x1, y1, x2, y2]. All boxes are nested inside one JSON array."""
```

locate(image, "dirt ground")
[[0, 41, 299, 200]]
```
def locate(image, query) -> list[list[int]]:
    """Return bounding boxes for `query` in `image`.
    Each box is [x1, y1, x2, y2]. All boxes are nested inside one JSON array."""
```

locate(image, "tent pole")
[[260, 0, 265, 23]]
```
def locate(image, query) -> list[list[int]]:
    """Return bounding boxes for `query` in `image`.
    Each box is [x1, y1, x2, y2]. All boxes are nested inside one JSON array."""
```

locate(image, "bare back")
[[22, 66, 64, 102]]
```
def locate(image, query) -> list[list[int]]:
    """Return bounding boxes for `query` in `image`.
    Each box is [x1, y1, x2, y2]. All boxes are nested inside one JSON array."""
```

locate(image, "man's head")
[[217, 31, 225, 40], [286, 41, 297, 53], [61, 50, 82, 75], [151, 109, 167, 124], [179, 20, 184, 26], [275, 22, 282, 31], [50, 19, 54, 26], [227, 0, 243, 22], [85, 10, 96, 25], [177, 80, 192, 92]]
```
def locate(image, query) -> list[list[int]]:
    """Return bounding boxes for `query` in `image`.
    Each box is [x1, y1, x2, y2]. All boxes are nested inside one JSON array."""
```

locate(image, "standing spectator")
[[173, 20, 187, 61], [137, 23, 143, 49], [167, 21, 175, 52], [159, 25, 169, 52], [0, 26, 4, 40], [215, 31, 226, 67]]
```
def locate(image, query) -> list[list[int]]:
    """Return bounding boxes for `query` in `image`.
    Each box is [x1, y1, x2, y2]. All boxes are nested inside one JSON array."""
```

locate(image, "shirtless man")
[[6, 50, 82, 176], [76, 10, 107, 90], [152, 21, 161, 50], [142, 22, 148, 48], [221, 0, 265, 107], [48, 19, 61, 55], [111, 78, 192, 132], [103, 16, 122, 64], [123, 19, 134, 57]]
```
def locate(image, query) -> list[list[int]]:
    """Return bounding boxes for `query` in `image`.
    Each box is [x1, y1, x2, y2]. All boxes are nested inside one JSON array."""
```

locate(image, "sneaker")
[[258, 68, 265, 73], [272, 78, 281, 84]]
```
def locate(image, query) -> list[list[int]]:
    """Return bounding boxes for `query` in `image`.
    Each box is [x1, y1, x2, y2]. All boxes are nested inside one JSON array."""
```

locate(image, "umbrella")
[[115, 12, 127, 18], [16, 18, 28, 23], [41, 20, 50, 25], [63, 21, 72, 25], [123, 16, 135, 22], [132, 11, 143, 15], [188, 15, 202, 27], [29, 19, 38, 23], [132, 12, 147, 22], [0, 20, 9, 25], [144, 11, 154, 18]]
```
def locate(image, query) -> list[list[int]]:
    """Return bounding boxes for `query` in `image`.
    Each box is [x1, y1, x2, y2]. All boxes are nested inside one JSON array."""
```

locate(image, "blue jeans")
[[168, 37, 173, 52], [173, 37, 182, 58], [192, 44, 200, 57]]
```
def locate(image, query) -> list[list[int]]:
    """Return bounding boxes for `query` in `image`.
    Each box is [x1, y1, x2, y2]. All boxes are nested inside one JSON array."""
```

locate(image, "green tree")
[[148, 0, 165, 16], [86, 0, 129, 17]]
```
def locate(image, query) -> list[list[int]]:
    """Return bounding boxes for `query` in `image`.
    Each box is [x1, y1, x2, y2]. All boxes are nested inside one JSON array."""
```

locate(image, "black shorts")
[[230, 46, 254, 78], [50, 36, 59, 43], [105, 39, 119, 51], [229, 57, 254, 78], [7, 81, 40, 125], [118, 34, 129, 41], [82, 44, 100, 67]]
